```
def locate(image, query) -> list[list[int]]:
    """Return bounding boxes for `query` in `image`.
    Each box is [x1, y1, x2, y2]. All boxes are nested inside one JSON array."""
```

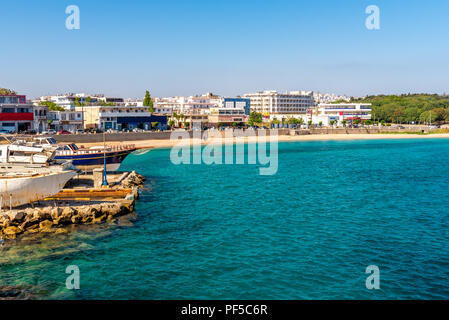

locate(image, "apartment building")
[[243, 90, 314, 120], [0, 93, 34, 133], [48, 110, 84, 132]]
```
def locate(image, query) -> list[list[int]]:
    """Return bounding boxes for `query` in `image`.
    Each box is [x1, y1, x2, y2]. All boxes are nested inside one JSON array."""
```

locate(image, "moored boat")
[[0, 144, 78, 208], [33, 137, 137, 171], [0, 163, 78, 208]]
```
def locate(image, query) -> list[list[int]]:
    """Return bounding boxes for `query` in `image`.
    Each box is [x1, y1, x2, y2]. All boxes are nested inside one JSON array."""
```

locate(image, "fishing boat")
[[0, 145, 78, 208], [4, 144, 56, 164], [33, 137, 137, 172]]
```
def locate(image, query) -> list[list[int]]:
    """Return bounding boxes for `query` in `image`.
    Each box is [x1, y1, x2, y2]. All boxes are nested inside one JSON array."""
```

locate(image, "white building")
[[124, 98, 144, 107], [33, 104, 49, 133], [48, 110, 84, 132], [154, 93, 221, 115], [310, 103, 372, 126], [34, 93, 115, 110], [243, 90, 314, 120], [313, 92, 351, 104]]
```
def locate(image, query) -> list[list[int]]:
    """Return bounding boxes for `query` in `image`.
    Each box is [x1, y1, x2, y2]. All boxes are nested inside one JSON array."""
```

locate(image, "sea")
[[1, 138, 449, 299]]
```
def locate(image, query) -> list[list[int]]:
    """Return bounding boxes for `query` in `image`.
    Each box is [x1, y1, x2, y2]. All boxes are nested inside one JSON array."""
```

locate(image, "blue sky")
[[1, 0, 449, 98]]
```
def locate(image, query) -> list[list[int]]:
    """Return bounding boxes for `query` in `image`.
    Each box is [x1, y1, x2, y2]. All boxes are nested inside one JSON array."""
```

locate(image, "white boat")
[[3, 144, 55, 164], [0, 144, 54, 164], [0, 144, 77, 208], [0, 163, 78, 208]]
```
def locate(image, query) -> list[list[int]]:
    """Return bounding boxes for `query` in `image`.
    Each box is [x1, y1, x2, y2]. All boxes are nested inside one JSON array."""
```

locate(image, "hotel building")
[[310, 103, 372, 126], [0, 93, 34, 133], [243, 90, 314, 120]]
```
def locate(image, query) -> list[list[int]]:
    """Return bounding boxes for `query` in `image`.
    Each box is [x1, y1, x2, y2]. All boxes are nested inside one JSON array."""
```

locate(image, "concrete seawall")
[[49, 127, 434, 143], [291, 127, 430, 135], [51, 130, 289, 143]]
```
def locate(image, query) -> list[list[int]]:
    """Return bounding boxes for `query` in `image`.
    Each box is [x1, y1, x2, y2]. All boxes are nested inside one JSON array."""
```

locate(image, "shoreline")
[[81, 133, 449, 150]]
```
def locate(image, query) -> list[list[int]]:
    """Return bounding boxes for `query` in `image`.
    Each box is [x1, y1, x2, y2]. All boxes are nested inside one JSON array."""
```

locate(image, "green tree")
[[143, 90, 154, 112], [353, 94, 449, 123], [248, 112, 263, 126], [419, 111, 438, 124], [403, 107, 420, 123], [271, 118, 281, 125], [0, 88, 16, 95], [39, 101, 65, 111]]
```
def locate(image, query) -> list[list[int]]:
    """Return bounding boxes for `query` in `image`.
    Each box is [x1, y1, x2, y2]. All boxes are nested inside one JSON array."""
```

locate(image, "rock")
[[121, 202, 134, 214], [7, 211, 25, 223], [36, 207, 52, 221], [121, 171, 146, 188], [55, 207, 76, 225], [50, 207, 62, 220], [0, 285, 34, 300], [101, 203, 122, 217], [19, 217, 40, 230], [0, 286, 21, 298], [77, 205, 100, 223], [93, 214, 107, 223], [55, 228, 68, 234], [39, 220, 54, 233], [0, 213, 10, 226], [71, 215, 82, 224], [2, 226, 22, 239]]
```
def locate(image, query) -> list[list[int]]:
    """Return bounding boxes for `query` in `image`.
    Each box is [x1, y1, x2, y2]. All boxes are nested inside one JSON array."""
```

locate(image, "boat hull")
[[0, 170, 77, 208], [54, 149, 135, 172]]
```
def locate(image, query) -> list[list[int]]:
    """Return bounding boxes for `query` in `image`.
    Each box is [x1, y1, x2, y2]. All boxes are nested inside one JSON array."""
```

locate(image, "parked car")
[[41, 129, 56, 135], [0, 130, 11, 134], [75, 129, 85, 134], [21, 129, 37, 135], [58, 130, 72, 135]]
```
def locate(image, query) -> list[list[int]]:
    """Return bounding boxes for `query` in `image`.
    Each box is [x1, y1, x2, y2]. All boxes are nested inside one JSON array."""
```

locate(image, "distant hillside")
[[352, 94, 449, 123]]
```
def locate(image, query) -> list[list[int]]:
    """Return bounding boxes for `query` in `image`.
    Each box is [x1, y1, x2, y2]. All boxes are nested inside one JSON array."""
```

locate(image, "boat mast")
[[102, 130, 108, 186]]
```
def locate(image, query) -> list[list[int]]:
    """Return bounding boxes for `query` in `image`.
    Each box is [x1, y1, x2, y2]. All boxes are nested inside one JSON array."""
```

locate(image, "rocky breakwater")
[[0, 171, 146, 240]]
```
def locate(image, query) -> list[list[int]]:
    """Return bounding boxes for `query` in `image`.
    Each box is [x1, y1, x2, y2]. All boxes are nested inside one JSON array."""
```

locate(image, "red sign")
[[0, 113, 34, 121], [339, 112, 344, 116]]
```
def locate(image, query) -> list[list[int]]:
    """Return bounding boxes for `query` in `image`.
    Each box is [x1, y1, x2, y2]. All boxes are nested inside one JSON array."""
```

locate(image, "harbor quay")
[[0, 171, 145, 240]]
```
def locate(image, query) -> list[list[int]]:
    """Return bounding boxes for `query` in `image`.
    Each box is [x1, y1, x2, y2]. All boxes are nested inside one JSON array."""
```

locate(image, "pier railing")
[[57, 144, 136, 155]]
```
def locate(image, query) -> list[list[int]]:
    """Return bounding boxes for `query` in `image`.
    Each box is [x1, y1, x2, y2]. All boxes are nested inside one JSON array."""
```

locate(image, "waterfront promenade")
[[47, 127, 449, 150]]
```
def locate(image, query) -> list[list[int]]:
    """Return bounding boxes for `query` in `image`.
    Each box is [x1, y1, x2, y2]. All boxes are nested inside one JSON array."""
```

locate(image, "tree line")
[[352, 94, 449, 124]]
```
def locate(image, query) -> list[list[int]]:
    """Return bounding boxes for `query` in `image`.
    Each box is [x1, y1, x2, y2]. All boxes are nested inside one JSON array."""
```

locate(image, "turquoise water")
[[2, 139, 449, 299]]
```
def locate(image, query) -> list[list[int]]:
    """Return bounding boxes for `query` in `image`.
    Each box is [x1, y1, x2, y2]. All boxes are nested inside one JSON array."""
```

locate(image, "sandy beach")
[[81, 133, 449, 150]]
